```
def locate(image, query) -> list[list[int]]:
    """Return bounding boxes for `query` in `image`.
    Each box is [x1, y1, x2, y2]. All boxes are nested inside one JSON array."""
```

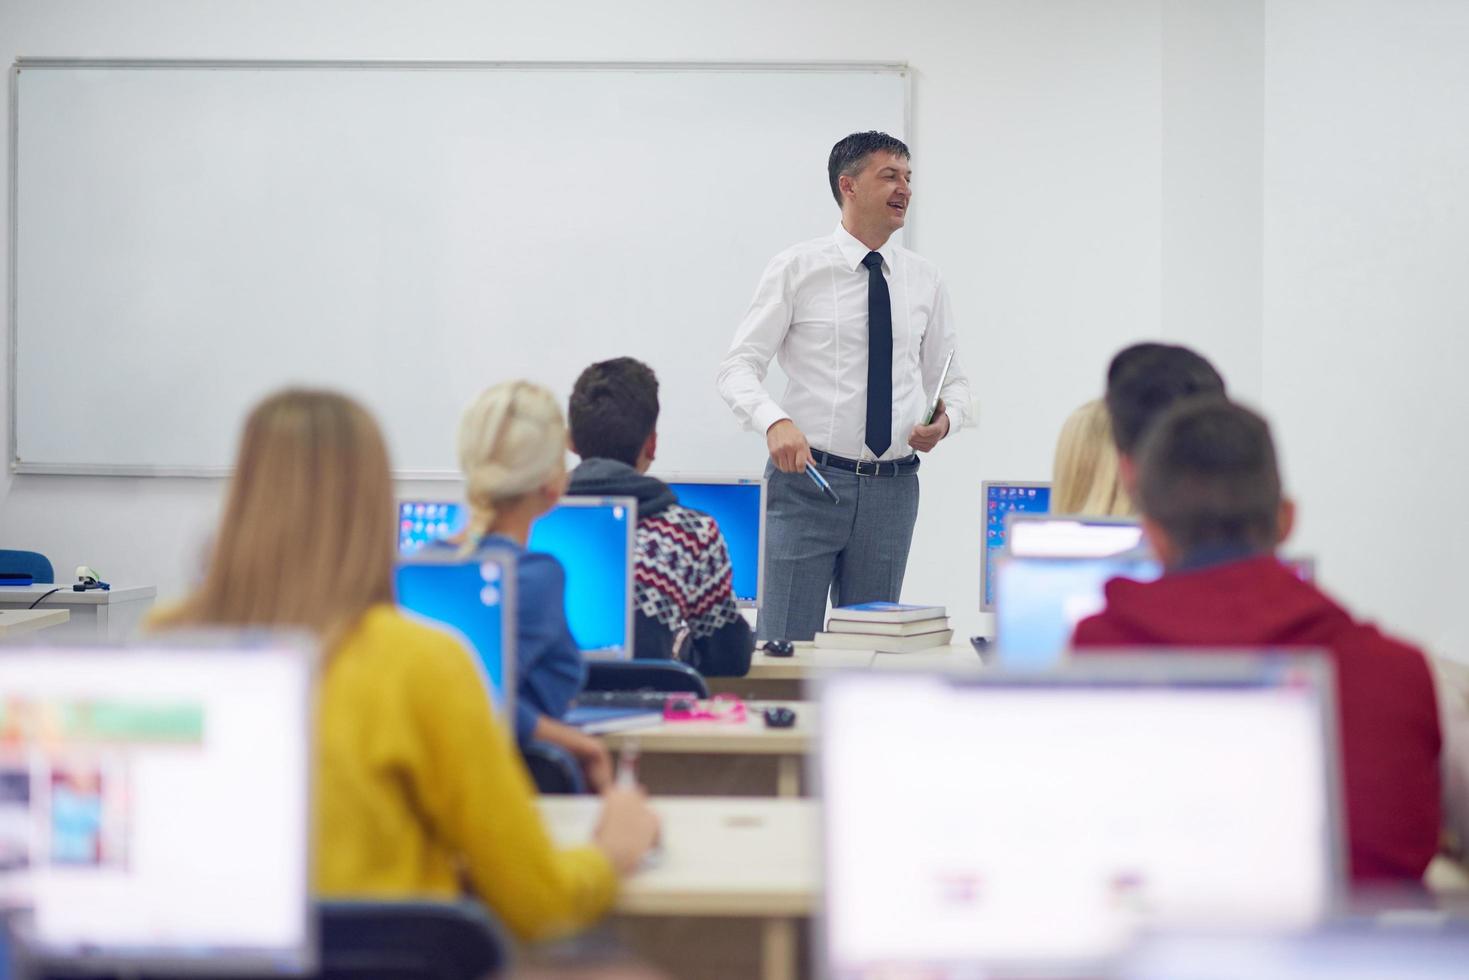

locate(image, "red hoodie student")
[[1073, 398, 1441, 884]]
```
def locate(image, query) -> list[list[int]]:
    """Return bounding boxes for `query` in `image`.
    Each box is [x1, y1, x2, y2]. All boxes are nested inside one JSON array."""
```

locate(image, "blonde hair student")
[[1051, 399, 1132, 517], [153, 388, 658, 941], [455, 380, 615, 790]]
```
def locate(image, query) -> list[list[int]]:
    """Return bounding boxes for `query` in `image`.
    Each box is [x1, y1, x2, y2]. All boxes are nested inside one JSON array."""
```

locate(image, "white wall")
[[1262, 0, 1469, 662], [4, 0, 1215, 641]]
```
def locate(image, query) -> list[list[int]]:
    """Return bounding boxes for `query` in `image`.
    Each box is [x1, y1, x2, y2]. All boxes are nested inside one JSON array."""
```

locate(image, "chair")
[[0, 549, 54, 584], [521, 740, 588, 794], [584, 659, 710, 697], [317, 900, 510, 980]]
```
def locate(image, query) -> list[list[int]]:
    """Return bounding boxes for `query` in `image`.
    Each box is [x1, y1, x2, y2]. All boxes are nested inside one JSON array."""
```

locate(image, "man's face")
[[842, 150, 912, 234]]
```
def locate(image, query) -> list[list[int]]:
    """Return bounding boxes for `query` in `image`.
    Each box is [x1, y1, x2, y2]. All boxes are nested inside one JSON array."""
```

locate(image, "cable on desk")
[[28, 588, 62, 609]]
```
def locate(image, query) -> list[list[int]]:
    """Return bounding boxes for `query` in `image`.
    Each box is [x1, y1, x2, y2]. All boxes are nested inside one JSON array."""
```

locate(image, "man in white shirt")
[[717, 131, 971, 641]]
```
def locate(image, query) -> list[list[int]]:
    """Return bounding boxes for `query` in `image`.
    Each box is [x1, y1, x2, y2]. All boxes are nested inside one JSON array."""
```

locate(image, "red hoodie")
[[1073, 554, 1441, 884]]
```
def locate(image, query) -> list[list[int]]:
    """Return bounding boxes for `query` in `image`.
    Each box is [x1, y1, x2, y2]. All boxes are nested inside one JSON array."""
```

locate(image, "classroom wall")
[[1261, 0, 1469, 662], [16, 0, 1455, 658]]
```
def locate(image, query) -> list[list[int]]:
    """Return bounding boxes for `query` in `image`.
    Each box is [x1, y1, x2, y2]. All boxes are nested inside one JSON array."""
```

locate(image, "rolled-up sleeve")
[[922, 277, 973, 434], [717, 256, 793, 435]]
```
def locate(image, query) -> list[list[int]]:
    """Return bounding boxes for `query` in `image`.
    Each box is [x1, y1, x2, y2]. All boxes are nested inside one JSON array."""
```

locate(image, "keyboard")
[[573, 690, 694, 709]]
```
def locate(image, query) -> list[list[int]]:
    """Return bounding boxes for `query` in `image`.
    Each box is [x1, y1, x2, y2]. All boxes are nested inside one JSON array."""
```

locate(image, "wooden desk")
[[539, 796, 816, 980], [602, 701, 815, 797], [0, 585, 156, 641], [0, 608, 70, 637], [709, 642, 984, 699]]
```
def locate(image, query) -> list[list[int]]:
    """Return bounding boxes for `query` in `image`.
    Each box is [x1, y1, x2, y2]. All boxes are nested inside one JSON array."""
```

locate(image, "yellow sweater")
[[314, 605, 616, 941]]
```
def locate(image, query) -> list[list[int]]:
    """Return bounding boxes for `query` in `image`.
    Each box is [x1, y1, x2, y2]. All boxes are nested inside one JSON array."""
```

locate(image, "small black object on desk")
[[763, 640, 795, 658], [762, 706, 797, 728]]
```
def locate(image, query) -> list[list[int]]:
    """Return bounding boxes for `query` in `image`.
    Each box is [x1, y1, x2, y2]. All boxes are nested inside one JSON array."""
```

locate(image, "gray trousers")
[[756, 458, 920, 642]]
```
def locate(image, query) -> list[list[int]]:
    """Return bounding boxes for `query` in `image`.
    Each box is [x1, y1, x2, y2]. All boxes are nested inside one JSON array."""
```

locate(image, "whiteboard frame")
[[7, 58, 911, 478]]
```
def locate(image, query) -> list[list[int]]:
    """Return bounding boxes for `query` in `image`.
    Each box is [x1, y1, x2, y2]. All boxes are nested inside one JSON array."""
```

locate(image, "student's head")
[[1105, 342, 1226, 490], [1050, 399, 1132, 517], [828, 131, 911, 238], [153, 389, 395, 646], [1134, 398, 1294, 569], [458, 380, 568, 539], [568, 357, 660, 472]]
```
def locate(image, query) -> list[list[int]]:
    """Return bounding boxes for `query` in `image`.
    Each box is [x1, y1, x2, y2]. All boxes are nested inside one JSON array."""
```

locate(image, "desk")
[[602, 701, 815, 797], [0, 585, 156, 641], [0, 608, 70, 637], [709, 641, 984, 699], [539, 796, 816, 980]]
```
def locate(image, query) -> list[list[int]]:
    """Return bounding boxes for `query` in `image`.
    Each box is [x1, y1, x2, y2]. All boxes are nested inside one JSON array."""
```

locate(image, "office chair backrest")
[[318, 900, 510, 980], [585, 659, 710, 697], [521, 741, 588, 795], [0, 549, 54, 584]]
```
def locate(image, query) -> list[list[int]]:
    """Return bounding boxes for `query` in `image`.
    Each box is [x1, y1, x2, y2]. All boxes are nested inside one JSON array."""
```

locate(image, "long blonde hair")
[[1051, 399, 1132, 517], [458, 381, 568, 542], [152, 389, 396, 648]]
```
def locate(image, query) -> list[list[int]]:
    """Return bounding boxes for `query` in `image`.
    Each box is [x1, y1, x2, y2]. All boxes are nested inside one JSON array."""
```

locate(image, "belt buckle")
[[855, 458, 876, 477]]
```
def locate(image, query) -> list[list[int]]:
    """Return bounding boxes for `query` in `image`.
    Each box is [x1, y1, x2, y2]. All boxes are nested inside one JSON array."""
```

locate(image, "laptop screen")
[[981, 482, 1051, 610], [1006, 514, 1144, 558], [666, 478, 764, 606], [995, 553, 1162, 668], [528, 497, 636, 659], [395, 548, 515, 720], [0, 640, 313, 974], [397, 500, 466, 554], [821, 664, 1340, 975]]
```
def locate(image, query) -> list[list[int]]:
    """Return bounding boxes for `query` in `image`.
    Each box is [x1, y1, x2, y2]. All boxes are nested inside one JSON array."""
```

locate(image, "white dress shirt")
[[717, 224, 971, 462]]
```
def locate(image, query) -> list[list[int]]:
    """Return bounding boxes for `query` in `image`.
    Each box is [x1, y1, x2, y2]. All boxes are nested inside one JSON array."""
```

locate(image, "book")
[[814, 628, 954, 653], [562, 705, 665, 735], [829, 601, 947, 624], [824, 616, 950, 637]]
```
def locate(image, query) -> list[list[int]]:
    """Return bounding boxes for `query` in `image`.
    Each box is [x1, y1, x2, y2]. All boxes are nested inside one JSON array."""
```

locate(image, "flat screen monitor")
[[527, 496, 637, 659], [1006, 513, 1145, 559], [981, 481, 1051, 611], [0, 639, 314, 975], [820, 660, 1343, 976], [394, 547, 516, 724], [995, 552, 1162, 669], [396, 499, 466, 554], [664, 476, 765, 607]]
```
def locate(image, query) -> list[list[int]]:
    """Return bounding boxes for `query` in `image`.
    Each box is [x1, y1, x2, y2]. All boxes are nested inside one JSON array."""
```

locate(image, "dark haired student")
[[717, 130, 972, 641], [1073, 398, 1442, 884], [567, 357, 753, 676], [1104, 341, 1226, 490]]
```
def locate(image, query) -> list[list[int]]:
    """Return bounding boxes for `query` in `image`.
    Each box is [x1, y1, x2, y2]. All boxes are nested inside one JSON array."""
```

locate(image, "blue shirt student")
[[480, 533, 587, 743]]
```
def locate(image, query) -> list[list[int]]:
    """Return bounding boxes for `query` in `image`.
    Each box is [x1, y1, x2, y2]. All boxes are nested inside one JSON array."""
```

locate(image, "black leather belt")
[[809, 449, 920, 477]]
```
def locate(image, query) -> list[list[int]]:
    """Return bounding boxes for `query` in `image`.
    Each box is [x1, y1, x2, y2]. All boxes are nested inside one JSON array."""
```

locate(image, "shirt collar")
[[833, 223, 898, 273]]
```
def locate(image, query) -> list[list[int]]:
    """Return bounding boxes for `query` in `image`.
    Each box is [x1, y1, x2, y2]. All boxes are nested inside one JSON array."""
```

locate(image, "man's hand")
[[907, 399, 951, 453], [766, 419, 813, 473]]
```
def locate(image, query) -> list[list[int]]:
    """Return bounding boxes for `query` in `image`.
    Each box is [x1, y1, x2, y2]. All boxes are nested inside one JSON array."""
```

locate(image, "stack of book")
[[814, 602, 952, 653]]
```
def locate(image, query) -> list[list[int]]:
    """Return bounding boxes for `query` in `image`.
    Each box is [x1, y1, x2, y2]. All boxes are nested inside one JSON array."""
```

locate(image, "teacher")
[[716, 131, 971, 641]]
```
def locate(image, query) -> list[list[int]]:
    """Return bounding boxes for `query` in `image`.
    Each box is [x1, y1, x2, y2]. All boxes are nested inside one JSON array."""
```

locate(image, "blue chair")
[[584, 659, 709, 697], [0, 550, 53, 584], [316, 900, 510, 979], [521, 740, 587, 795]]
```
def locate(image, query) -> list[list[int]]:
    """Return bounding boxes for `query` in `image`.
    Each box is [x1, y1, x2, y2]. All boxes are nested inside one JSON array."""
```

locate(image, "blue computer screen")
[[528, 499, 632, 657], [995, 553, 1161, 669], [983, 483, 1052, 608], [668, 481, 762, 603], [398, 501, 467, 554], [395, 554, 510, 711]]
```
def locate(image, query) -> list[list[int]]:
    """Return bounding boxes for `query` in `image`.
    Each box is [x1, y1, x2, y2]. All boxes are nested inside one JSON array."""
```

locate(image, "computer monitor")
[[0, 638, 314, 975], [1006, 512, 1145, 559], [995, 552, 1162, 669], [395, 546, 516, 723], [527, 496, 637, 660], [664, 475, 766, 607], [396, 499, 466, 554], [981, 481, 1051, 611], [820, 659, 1343, 976]]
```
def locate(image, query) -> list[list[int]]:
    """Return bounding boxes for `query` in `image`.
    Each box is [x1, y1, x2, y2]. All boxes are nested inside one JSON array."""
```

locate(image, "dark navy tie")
[[862, 251, 893, 457]]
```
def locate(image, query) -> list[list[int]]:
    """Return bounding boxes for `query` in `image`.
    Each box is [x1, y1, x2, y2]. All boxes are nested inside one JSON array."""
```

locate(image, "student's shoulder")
[[348, 605, 477, 676]]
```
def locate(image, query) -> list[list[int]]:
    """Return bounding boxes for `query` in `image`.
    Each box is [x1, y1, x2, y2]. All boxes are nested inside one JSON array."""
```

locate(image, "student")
[[1104, 342, 1226, 490], [1050, 399, 1131, 516], [457, 380, 614, 789], [565, 358, 753, 676], [1073, 398, 1441, 883], [151, 389, 658, 940]]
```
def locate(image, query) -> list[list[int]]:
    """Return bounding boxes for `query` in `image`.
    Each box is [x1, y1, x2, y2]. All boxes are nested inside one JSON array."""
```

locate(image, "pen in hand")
[[804, 462, 841, 504]]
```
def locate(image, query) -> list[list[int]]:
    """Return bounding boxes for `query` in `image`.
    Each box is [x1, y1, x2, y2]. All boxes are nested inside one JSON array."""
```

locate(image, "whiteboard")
[[10, 61, 908, 476]]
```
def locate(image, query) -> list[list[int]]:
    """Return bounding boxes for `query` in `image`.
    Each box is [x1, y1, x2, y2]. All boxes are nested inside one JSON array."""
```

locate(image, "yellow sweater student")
[[151, 389, 659, 945], [315, 605, 615, 941]]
